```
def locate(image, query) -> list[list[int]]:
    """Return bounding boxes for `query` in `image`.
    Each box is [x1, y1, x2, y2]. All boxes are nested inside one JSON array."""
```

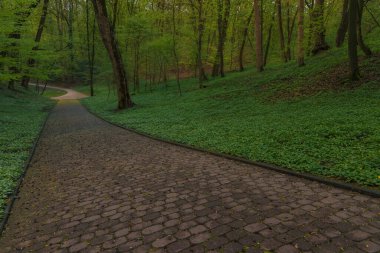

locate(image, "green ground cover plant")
[[80, 47, 380, 188], [0, 87, 55, 220]]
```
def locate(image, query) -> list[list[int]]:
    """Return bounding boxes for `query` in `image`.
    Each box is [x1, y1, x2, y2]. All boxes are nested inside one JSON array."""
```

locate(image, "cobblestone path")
[[1, 99, 379, 253]]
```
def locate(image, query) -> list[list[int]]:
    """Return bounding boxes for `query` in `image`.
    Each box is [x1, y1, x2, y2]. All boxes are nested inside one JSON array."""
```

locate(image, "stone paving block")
[[346, 230, 371, 242], [0, 100, 379, 253], [357, 240, 380, 253], [277, 244, 299, 253], [244, 223, 267, 233]]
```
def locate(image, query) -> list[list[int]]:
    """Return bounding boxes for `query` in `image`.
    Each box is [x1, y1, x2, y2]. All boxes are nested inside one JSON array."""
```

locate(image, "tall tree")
[[310, 0, 330, 55], [285, 1, 297, 61], [254, 0, 264, 72], [276, 0, 288, 62], [335, 0, 371, 55], [171, 0, 182, 95], [297, 0, 305, 66], [86, 0, 96, 96], [189, 0, 207, 87], [212, 0, 231, 77], [238, 4, 254, 71], [348, 0, 359, 80], [68, 0, 74, 78], [357, 0, 372, 56], [336, 0, 349, 47], [6, 0, 41, 89], [264, 8, 276, 66], [21, 0, 50, 87], [92, 0, 133, 109]]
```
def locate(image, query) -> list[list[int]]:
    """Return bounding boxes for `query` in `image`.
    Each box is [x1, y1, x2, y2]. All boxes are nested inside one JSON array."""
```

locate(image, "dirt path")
[[0, 92, 379, 253]]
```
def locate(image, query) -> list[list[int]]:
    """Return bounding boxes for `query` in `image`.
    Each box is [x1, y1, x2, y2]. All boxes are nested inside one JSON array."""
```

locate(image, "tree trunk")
[[311, 0, 330, 55], [212, 0, 222, 77], [219, 0, 230, 77], [286, 6, 298, 61], [86, 0, 96, 96], [357, 0, 371, 56], [297, 0, 305, 66], [254, 0, 264, 72], [348, 0, 359, 80], [264, 8, 276, 66], [21, 0, 50, 88], [92, 0, 133, 109], [111, 0, 119, 31], [285, 0, 291, 60], [6, 0, 41, 89], [212, 0, 230, 77], [172, 0, 182, 95], [68, 0, 74, 79], [239, 5, 254, 72], [192, 0, 207, 87], [55, 0, 64, 50], [276, 0, 288, 62], [336, 0, 349, 47]]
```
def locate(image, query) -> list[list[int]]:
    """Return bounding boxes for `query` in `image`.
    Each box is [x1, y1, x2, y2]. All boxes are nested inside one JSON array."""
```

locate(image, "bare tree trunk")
[[285, 0, 291, 60], [212, 1, 222, 77], [21, 0, 50, 88], [311, 0, 330, 55], [286, 5, 298, 61], [264, 8, 276, 66], [92, 0, 133, 109], [68, 0, 74, 80], [297, 0, 305, 66], [336, 0, 349, 47], [86, 0, 96, 96], [276, 0, 288, 62], [254, 0, 264, 72], [219, 0, 230, 77], [172, 0, 182, 95], [190, 0, 207, 87], [229, 11, 237, 71], [6, 0, 41, 89], [55, 0, 64, 49], [357, 0, 371, 56], [111, 0, 119, 31], [198, 17, 208, 84], [348, 0, 359, 80], [212, 0, 231, 77], [239, 5, 254, 71]]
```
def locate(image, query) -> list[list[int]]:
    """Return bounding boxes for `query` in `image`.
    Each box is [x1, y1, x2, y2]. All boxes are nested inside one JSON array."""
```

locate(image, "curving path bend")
[[0, 88, 379, 253], [29, 84, 88, 100]]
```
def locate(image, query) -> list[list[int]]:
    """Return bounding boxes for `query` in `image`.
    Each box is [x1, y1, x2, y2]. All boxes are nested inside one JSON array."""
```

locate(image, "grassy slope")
[[80, 38, 380, 188], [0, 87, 55, 220]]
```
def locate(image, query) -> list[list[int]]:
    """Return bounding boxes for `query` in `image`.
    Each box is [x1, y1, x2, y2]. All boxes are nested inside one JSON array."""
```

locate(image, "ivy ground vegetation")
[[0, 87, 55, 220], [80, 42, 380, 188]]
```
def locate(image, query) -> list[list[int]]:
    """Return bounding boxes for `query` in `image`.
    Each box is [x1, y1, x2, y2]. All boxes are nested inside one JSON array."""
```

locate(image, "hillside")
[[79, 42, 380, 188]]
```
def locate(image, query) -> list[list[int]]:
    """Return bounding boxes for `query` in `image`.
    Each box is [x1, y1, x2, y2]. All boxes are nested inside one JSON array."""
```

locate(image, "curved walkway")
[[35, 84, 88, 100], [0, 91, 379, 253]]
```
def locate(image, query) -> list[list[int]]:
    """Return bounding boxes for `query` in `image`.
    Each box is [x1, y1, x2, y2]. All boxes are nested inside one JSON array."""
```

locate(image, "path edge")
[[0, 103, 55, 236], [82, 105, 380, 198]]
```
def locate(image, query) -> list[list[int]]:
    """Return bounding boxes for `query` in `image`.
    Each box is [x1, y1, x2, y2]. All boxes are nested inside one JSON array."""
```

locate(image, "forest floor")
[[78, 47, 380, 188], [1, 94, 380, 253], [0, 87, 55, 220]]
